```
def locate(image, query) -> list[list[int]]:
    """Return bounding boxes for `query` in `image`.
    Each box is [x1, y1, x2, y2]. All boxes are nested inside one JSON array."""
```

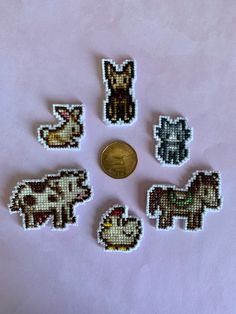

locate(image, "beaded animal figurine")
[[102, 59, 137, 125], [153, 116, 193, 166], [147, 171, 222, 231], [97, 205, 143, 252]]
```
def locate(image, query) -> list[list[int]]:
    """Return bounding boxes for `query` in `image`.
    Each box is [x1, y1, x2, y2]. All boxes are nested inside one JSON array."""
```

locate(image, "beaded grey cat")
[[153, 116, 193, 166]]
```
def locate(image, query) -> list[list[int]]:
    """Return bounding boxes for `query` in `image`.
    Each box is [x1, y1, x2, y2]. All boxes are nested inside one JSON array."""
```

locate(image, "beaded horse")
[[146, 171, 222, 231]]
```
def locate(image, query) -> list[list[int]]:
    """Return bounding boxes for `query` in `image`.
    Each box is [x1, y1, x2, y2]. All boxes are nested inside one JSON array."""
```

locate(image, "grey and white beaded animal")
[[153, 116, 193, 166]]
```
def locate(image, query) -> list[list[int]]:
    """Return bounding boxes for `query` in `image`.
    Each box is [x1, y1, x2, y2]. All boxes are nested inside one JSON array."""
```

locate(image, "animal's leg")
[[147, 189, 159, 217], [106, 97, 115, 122], [65, 206, 76, 224], [178, 147, 187, 163], [172, 150, 179, 165], [158, 211, 173, 229], [167, 150, 176, 164], [125, 101, 135, 122], [24, 212, 35, 229], [182, 148, 188, 160], [108, 98, 117, 122], [164, 149, 172, 164], [186, 213, 200, 230], [158, 145, 166, 162], [123, 100, 127, 121], [192, 213, 203, 230], [53, 208, 66, 229], [112, 99, 118, 121]]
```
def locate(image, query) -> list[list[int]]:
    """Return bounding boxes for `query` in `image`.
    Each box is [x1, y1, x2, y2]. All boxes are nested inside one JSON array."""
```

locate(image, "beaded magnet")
[[37, 104, 84, 149], [146, 171, 222, 231], [97, 205, 143, 252], [153, 116, 193, 166], [9, 169, 92, 230], [102, 59, 137, 125]]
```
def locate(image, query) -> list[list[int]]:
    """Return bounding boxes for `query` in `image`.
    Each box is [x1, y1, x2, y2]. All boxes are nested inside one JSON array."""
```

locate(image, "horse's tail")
[[147, 186, 161, 218]]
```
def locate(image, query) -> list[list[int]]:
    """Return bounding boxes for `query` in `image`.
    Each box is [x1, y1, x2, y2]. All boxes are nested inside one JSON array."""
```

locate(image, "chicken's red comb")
[[110, 207, 125, 217]]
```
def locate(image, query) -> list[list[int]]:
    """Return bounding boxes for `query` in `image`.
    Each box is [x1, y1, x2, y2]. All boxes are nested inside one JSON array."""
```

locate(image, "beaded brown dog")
[[102, 59, 137, 125], [146, 171, 222, 231], [97, 205, 143, 252], [9, 169, 92, 230], [37, 104, 84, 149]]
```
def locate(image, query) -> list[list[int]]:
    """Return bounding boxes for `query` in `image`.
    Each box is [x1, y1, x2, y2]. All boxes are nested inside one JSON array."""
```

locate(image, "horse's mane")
[[189, 172, 218, 193]]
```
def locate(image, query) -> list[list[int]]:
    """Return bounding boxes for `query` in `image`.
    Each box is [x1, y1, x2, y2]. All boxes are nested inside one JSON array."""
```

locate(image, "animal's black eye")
[[123, 78, 127, 83], [113, 78, 116, 84], [48, 195, 57, 202]]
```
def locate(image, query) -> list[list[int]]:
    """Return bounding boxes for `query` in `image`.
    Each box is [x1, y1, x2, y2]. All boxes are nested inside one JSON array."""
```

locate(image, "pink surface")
[[0, 1, 236, 313]]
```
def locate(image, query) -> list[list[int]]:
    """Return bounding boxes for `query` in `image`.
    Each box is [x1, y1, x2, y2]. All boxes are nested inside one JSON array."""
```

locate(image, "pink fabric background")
[[0, 1, 235, 313]]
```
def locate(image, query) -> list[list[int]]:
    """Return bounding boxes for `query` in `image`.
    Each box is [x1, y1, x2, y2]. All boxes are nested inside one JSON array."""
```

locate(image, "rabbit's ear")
[[71, 107, 83, 121], [55, 106, 71, 121]]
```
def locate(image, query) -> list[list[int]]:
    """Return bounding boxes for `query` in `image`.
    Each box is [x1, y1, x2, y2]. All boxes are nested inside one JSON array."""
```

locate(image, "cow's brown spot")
[[28, 182, 47, 193], [50, 183, 63, 196], [23, 195, 36, 206]]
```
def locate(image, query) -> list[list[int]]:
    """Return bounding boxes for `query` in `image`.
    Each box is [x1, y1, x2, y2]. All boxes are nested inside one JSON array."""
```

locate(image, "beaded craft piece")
[[153, 116, 193, 166], [146, 171, 222, 231], [37, 104, 84, 149], [97, 205, 143, 252], [9, 169, 92, 230], [102, 59, 137, 125]]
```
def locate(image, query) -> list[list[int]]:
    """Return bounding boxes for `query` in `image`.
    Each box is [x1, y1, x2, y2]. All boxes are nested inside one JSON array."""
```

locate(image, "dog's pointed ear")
[[103, 60, 116, 79], [54, 106, 71, 121], [123, 61, 135, 78]]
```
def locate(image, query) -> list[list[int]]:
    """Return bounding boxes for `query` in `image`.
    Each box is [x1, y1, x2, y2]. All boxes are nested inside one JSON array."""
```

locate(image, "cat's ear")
[[123, 61, 134, 78], [160, 117, 169, 129], [176, 119, 186, 130], [103, 60, 116, 79]]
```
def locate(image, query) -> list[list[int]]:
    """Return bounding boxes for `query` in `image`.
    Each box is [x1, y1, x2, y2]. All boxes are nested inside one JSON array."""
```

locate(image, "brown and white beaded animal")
[[9, 169, 92, 230], [146, 171, 222, 231]]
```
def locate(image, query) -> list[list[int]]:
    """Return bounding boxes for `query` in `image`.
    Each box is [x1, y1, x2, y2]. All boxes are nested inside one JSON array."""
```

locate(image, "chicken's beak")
[[103, 223, 112, 227]]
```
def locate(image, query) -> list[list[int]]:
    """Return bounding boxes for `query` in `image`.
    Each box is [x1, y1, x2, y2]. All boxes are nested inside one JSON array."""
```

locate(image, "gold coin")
[[100, 141, 138, 179]]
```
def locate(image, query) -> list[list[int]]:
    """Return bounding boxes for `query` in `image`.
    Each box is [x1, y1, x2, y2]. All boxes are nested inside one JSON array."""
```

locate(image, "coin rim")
[[100, 140, 138, 179]]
